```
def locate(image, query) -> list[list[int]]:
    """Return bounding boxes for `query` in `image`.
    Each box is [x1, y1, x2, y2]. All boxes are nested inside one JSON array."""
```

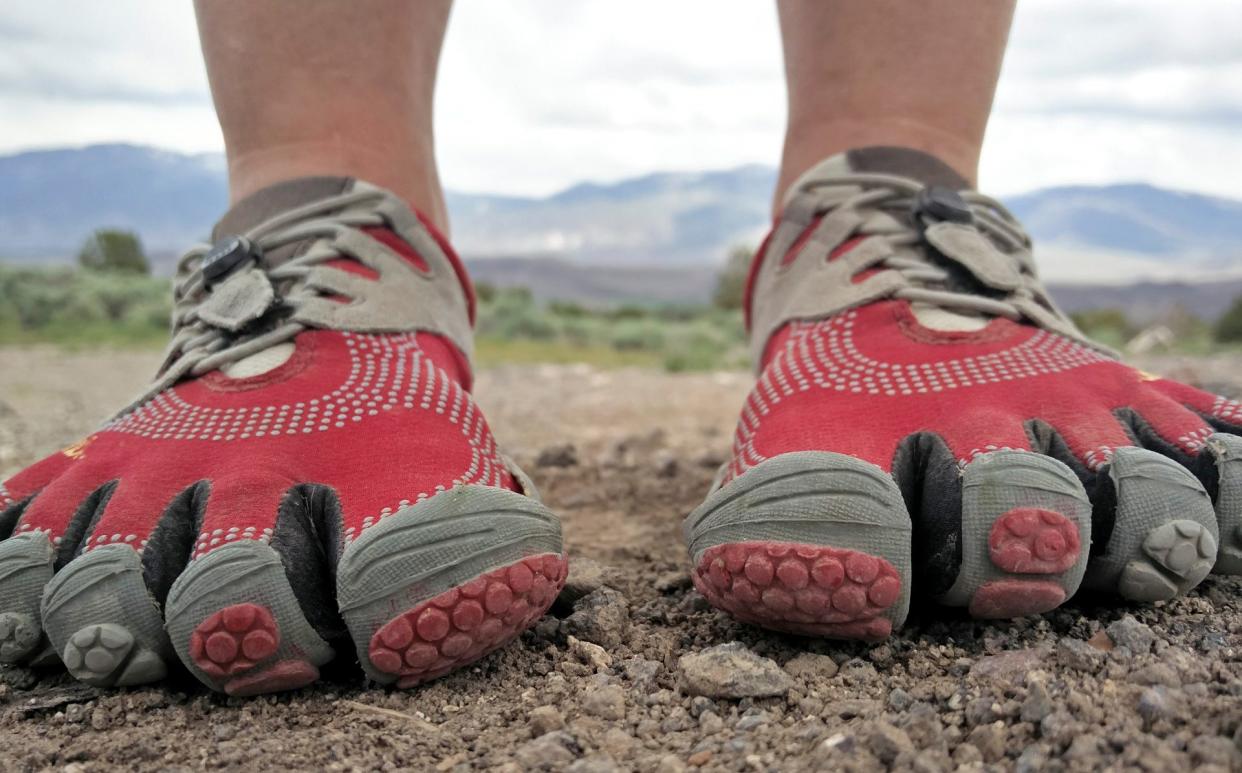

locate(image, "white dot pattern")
[[728, 310, 1114, 480], [1213, 395, 1242, 426]]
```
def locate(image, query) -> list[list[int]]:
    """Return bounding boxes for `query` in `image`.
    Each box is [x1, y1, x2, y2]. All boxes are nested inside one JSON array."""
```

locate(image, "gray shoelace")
[[799, 172, 1052, 321], [114, 188, 391, 419]]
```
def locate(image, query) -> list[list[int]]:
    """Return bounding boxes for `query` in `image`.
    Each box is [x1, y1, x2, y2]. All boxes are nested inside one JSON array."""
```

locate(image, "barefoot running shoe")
[[685, 147, 1240, 640], [0, 178, 566, 693]]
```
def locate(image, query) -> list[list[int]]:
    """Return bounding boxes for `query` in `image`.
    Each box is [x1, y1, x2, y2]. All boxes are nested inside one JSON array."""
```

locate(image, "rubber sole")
[[936, 450, 1091, 619], [1206, 433, 1242, 575], [337, 483, 565, 686], [1083, 447, 1217, 601], [164, 540, 334, 696], [684, 452, 912, 640], [40, 545, 170, 686]]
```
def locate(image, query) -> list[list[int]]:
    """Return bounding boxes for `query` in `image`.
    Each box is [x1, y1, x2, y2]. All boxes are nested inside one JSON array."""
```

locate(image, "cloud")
[[0, 0, 1238, 198]]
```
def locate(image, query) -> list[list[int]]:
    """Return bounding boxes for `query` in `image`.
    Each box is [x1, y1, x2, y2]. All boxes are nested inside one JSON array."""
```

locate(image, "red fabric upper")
[[1, 226, 513, 559], [727, 236, 1236, 481]]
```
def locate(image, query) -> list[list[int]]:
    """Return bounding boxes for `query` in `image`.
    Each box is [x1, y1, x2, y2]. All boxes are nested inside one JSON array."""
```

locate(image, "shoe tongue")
[[782, 146, 971, 209], [212, 176, 357, 266]]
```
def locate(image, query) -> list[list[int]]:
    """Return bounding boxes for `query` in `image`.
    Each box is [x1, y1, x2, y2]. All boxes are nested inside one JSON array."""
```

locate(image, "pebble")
[[559, 558, 612, 604], [969, 647, 1049, 680], [582, 685, 626, 721], [886, 687, 913, 711], [655, 755, 686, 773], [529, 705, 565, 737], [515, 731, 579, 768], [784, 652, 839, 680], [568, 636, 613, 671], [563, 587, 629, 648], [698, 711, 724, 735], [1107, 615, 1156, 654], [1137, 687, 1170, 725], [535, 443, 578, 468], [967, 722, 1007, 763], [678, 643, 793, 699], [1020, 678, 1053, 722], [566, 756, 620, 773], [867, 721, 914, 764], [619, 657, 660, 686], [1130, 662, 1180, 687], [1056, 636, 1106, 672]]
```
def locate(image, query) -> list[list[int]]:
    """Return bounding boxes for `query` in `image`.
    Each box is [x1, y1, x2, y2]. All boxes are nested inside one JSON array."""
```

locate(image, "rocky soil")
[[1, 347, 1241, 772]]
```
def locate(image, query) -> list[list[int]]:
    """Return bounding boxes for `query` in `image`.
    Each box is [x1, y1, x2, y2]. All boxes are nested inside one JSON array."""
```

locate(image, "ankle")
[[776, 118, 981, 215], [226, 138, 449, 234]]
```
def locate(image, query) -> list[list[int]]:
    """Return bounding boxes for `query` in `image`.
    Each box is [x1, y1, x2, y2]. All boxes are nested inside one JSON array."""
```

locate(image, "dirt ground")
[[1, 347, 1242, 772]]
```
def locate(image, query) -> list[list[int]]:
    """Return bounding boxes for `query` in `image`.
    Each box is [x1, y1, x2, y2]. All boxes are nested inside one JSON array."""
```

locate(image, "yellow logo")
[[61, 435, 96, 460]]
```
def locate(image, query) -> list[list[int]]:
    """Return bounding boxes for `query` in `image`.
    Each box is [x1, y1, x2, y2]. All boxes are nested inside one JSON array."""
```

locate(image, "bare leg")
[[194, 0, 452, 231], [775, 0, 1015, 208]]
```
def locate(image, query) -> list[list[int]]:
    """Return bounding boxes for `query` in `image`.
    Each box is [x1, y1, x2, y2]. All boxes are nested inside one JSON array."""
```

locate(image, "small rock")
[[967, 722, 1007, 763], [678, 642, 793, 699], [563, 587, 629, 648], [1021, 678, 1053, 722], [559, 558, 612, 604], [1066, 734, 1104, 761], [654, 451, 679, 478], [1138, 687, 1171, 725], [654, 572, 691, 593], [536, 443, 578, 468], [90, 707, 110, 731], [515, 731, 579, 769], [568, 636, 613, 671], [619, 657, 660, 686], [530, 705, 565, 737], [886, 687, 913, 712], [820, 732, 857, 755], [867, 721, 914, 765], [735, 712, 768, 732], [969, 647, 1049, 681], [838, 658, 879, 685], [824, 699, 881, 719], [582, 685, 626, 721], [784, 652, 839, 680], [1189, 735, 1242, 768], [1056, 637, 1105, 673], [1015, 744, 1049, 773], [1107, 615, 1156, 654], [687, 750, 712, 767], [698, 711, 724, 735], [965, 696, 999, 726], [566, 757, 620, 773], [599, 728, 637, 758], [655, 755, 686, 773], [1130, 663, 1180, 687], [1039, 711, 1079, 746]]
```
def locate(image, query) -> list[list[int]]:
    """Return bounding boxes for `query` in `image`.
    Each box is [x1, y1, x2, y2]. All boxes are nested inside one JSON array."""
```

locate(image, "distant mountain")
[[1, 144, 1240, 281]]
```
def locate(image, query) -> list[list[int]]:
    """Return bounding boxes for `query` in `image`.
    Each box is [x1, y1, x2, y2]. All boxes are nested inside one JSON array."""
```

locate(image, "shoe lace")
[[117, 187, 391, 417], [798, 172, 1061, 323]]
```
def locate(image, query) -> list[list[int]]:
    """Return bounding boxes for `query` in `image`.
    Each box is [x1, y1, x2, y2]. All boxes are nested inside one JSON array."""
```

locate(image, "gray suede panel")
[[213, 176, 355, 266], [845, 146, 970, 190]]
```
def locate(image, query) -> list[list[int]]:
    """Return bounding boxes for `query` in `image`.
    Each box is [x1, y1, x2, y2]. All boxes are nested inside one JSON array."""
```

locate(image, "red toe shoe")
[[685, 147, 1238, 640], [0, 178, 566, 693]]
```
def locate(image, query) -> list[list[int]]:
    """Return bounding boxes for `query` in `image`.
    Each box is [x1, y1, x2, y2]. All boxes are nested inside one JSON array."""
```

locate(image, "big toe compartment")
[[336, 484, 564, 687], [1084, 447, 1217, 601], [684, 451, 912, 641], [1204, 432, 1242, 574]]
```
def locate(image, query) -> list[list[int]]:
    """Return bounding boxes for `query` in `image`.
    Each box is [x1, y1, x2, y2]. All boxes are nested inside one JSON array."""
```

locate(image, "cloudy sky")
[[1, 1, 1240, 198]]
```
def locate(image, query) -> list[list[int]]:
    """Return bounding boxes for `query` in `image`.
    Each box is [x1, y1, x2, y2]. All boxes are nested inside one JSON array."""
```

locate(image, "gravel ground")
[[1, 347, 1241, 772]]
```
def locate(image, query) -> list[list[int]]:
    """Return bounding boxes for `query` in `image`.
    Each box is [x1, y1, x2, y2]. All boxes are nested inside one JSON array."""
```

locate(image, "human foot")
[[0, 178, 565, 693], [685, 147, 1239, 640]]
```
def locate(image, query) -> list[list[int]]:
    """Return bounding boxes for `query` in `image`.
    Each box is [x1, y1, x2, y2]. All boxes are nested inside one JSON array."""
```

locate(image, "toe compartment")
[[937, 451, 1091, 620], [683, 451, 912, 639], [336, 484, 565, 686], [1084, 447, 1218, 601], [691, 541, 900, 641], [165, 540, 333, 696]]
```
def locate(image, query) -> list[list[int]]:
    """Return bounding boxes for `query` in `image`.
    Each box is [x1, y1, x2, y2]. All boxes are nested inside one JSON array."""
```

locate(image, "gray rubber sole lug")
[[938, 450, 1091, 616], [337, 484, 564, 685], [40, 545, 171, 687], [683, 451, 912, 632], [1084, 447, 1218, 600], [165, 540, 334, 695], [1205, 433, 1242, 575], [0, 532, 55, 664]]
